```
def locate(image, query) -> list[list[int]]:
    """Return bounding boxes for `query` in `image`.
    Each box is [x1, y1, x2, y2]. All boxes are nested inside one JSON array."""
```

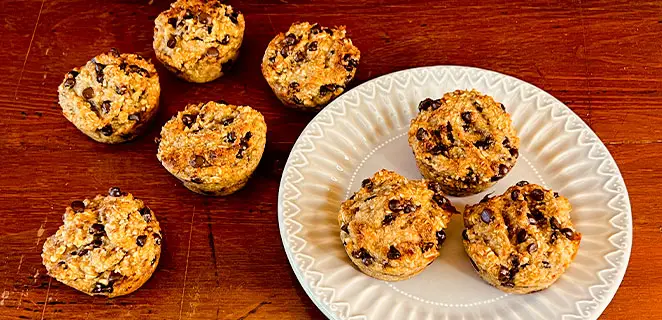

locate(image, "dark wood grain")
[[0, 0, 660, 319]]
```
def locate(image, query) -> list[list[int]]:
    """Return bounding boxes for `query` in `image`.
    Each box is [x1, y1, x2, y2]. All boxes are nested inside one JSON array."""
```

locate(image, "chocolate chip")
[[153, 233, 162, 245], [222, 117, 234, 126], [89, 223, 105, 234], [284, 33, 298, 46], [492, 164, 509, 181], [128, 65, 150, 77], [77, 249, 89, 256], [96, 71, 104, 84], [82, 87, 94, 99], [118, 62, 128, 71], [191, 177, 203, 184], [388, 199, 402, 212], [308, 41, 318, 51], [387, 245, 401, 259], [108, 271, 123, 283], [136, 235, 147, 247], [446, 122, 455, 143], [553, 192, 559, 198], [168, 17, 178, 28], [561, 228, 575, 240], [268, 56, 276, 63], [294, 51, 305, 62], [500, 103, 506, 111], [480, 209, 493, 223], [516, 180, 529, 187], [71, 201, 85, 213], [365, 195, 376, 201], [239, 141, 249, 150], [433, 194, 449, 207], [319, 84, 337, 95], [128, 113, 140, 121], [498, 266, 511, 282], [527, 213, 538, 225], [382, 214, 396, 226], [421, 242, 435, 252], [100, 101, 111, 114], [461, 112, 473, 123], [236, 149, 245, 159], [323, 28, 334, 36], [516, 229, 528, 243], [227, 10, 239, 24], [403, 202, 416, 213], [351, 248, 373, 266], [109, 187, 121, 197], [108, 47, 120, 57], [428, 144, 449, 156], [100, 124, 113, 136], [289, 82, 300, 90], [480, 192, 493, 203], [311, 23, 321, 34], [190, 155, 208, 168], [474, 136, 493, 149], [167, 35, 176, 48], [345, 58, 359, 72], [361, 178, 373, 190], [279, 47, 289, 58], [64, 77, 76, 88], [115, 85, 127, 95], [436, 230, 446, 247], [92, 237, 103, 248], [226, 132, 236, 143], [92, 282, 113, 294], [527, 242, 538, 253], [182, 114, 196, 127], [503, 137, 511, 148], [530, 209, 545, 225], [530, 189, 545, 201], [292, 96, 303, 105], [206, 47, 219, 57], [140, 207, 152, 222], [462, 229, 469, 241], [511, 190, 520, 200], [409, 129, 428, 144], [510, 148, 519, 158], [502, 281, 515, 288], [341, 224, 349, 234], [542, 261, 551, 268], [550, 217, 561, 230], [184, 9, 194, 19], [220, 34, 230, 45], [549, 231, 559, 244], [418, 98, 434, 111], [198, 12, 211, 24]]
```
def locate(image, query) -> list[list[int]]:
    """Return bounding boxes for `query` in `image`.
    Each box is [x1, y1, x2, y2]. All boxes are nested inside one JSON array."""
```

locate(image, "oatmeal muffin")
[[58, 48, 160, 144], [42, 187, 162, 297], [338, 170, 457, 281], [157, 101, 266, 196], [462, 182, 581, 294], [153, 0, 244, 83], [261, 22, 360, 110], [408, 89, 520, 196]]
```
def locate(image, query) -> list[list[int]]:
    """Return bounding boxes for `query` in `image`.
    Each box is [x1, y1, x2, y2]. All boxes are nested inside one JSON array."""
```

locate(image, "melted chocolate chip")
[[530, 189, 545, 201], [226, 10, 239, 24], [361, 178, 373, 190], [308, 41, 318, 51], [89, 223, 105, 234], [140, 207, 152, 222], [446, 122, 455, 143], [109, 187, 121, 197], [284, 33, 298, 46], [516, 229, 528, 243], [136, 235, 147, 247], [498, 266, 511, 282], [242, 132, 252, 143], [153, 233, 162, 245], [382, 214, 396, 226], [100, 101, 111, 114], [220, 34, 230, 45], [433, 194, 449, 207], [474, 136, 493, 149], [461, 111, 473, 123], [418, 98, 436, 111], [436, 230, 446, 247], [351, 248, 374, 266], [168, 17, 178, 28], [387, 245, 401, 259], [198, 12, 211, 24], [416, 128, 429, 141], [428, 144, 449, 156], [516, 180, 529, 187], [77, 249, 89, 256], [182, 114, 196, 127], [100, 124, 113, 136], [82, 87, 95, 100], [511, 189, 520, 201], [226, 131, 237, 143], [71, 200, 85, 213]]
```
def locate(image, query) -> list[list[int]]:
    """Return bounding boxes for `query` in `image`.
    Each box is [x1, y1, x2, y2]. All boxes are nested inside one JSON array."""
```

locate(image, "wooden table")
[[0, 0, 658, 319]]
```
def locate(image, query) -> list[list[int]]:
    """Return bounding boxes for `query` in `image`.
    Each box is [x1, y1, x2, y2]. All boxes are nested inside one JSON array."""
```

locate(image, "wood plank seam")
[[178, 207, 196, 320], [577, 0, 593, 128]]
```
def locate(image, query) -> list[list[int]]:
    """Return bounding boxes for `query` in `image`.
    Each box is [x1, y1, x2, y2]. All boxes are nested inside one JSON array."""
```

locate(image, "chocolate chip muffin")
[[42, 188, 162, 298], [261, 22, 360, 110], [58, 48, 160, 144], [153, 0, 244, 83], [157, 101, 266, 196], [408, 89, 520, 196], [462, 182, 581, 294], [338, 170, 457, 281]]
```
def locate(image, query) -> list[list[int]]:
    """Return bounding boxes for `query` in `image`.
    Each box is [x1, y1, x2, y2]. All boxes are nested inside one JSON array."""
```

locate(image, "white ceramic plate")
[[278, 66, 632, 320]]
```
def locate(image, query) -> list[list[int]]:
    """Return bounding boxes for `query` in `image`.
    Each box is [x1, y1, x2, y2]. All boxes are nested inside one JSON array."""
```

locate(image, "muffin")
[[462, 181, 581, 294], [153, 0, 244, 83], [58, 48, 160, 143], [261, 22, 360, 110], [408, 89, 520, 196], [157, 101, 267, 196], [338, 169, 457, 281], [42, 187, 162, 297]]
